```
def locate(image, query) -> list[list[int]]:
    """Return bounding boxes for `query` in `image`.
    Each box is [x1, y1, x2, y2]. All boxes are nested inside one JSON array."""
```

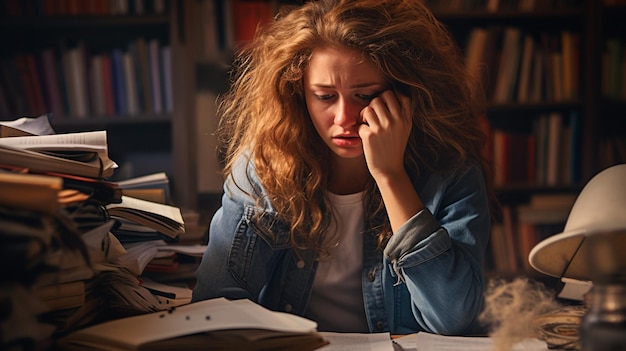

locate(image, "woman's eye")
[[316, 94, 334, 101], [357, 94, 377, 101]]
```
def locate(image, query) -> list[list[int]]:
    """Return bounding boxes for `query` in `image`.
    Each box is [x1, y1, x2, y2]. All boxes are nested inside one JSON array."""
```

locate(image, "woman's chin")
[[331, 148, 365, 160]]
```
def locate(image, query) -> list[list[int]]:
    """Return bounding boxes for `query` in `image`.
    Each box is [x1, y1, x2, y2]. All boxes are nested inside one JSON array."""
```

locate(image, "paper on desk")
[[58, 298, 319, 350], [558, 277, 592, 301], [393, 333, 418, 351], [318, 332, 395, 351], [413, 332, 549, 351]]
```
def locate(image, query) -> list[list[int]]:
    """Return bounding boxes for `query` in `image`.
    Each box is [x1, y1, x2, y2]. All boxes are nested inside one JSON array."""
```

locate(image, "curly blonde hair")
[[216, 0, 492, 255]]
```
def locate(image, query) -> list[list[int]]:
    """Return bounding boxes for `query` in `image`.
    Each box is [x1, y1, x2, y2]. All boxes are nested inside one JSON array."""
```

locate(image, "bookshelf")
[[597, 2, 626, 170], [428, 0, 626, 276], [0, 0, 199, 210]]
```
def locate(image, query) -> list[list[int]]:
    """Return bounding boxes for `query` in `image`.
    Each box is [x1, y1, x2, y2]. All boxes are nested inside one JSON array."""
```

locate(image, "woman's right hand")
[[358, 90, 412, 182]]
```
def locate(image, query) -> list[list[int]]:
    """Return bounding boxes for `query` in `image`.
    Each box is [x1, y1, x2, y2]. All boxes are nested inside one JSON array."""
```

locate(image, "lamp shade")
[[529, 164, 626, 281]]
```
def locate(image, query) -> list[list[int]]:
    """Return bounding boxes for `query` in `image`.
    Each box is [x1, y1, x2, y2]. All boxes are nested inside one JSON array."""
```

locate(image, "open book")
[[116, 172, 171, 204], [0, 130, 117, 179], [106, 196, 185, 239], [56, 297, 328, 351]]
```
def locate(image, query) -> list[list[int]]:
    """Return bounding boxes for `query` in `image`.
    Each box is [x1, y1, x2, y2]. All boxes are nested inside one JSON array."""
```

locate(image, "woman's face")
[[304, 46, 387, 160]]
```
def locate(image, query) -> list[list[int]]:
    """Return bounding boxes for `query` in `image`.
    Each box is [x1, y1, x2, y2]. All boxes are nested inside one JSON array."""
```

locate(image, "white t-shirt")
[[304, 191, 369, 332]]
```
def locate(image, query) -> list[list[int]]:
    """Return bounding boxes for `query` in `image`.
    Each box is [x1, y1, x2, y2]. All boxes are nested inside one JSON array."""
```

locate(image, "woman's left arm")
[[383, 163, 491, 335], [361, 91, 490, 334]]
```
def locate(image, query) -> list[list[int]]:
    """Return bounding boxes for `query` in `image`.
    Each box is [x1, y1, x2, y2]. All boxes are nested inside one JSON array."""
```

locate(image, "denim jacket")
[[192, 154, 491, 335]]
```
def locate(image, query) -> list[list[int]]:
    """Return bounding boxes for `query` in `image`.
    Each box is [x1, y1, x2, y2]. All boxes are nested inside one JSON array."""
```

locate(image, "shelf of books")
[[488, 192, 575, 276], [0, 0, 197, 204], [0, 9, 173, 121], [597, 3, 626, 170], [424, 0, 590, 277]]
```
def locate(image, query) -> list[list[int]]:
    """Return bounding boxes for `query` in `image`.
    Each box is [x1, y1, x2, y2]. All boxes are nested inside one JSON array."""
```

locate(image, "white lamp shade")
[[529, 164, 626, 281]]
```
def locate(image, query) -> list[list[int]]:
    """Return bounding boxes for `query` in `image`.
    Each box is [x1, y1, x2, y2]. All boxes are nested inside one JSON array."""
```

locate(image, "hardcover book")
[[57, 297, 328, 351]]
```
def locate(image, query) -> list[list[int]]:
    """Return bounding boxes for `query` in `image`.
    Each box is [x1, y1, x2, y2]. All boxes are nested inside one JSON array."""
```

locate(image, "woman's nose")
[[334, 99, 361, 127]]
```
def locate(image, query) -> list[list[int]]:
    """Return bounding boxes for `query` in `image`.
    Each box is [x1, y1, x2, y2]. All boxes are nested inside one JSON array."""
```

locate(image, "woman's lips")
[[332, 135, 362, 147]]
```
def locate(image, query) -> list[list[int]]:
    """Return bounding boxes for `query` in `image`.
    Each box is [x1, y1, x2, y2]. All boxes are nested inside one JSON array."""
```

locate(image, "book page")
[[558, 278, 592, 301], [108, 196, 184, 225], [412, 332, 549, 351], [117, 172, 171, 203], [121, 188, 166, 204], [116, 172, 169, 188], [0, 144, 116, 178], [158, 244, 207, 257], [0, 131, 117, 170], [319, 332, 394, 351], [116, 240, 167, 275], [0, 130, 108, 150], [393, 334, 417, 351]]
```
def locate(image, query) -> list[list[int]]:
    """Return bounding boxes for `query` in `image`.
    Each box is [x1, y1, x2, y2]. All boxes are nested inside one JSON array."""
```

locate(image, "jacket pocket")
[[227, 205, 290, 289]]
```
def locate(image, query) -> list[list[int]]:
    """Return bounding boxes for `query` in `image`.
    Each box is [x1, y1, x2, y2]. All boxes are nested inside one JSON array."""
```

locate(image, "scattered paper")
[[393, 334, 418, 351], [413, 332, 549, 351], [319, 332, 394, 351], [558, 277, 592, 301]]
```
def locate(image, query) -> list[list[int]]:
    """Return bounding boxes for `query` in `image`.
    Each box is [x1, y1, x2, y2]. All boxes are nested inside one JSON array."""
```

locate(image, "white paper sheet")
[[412, 332, 549, 351], [319, 332, 395, 351]]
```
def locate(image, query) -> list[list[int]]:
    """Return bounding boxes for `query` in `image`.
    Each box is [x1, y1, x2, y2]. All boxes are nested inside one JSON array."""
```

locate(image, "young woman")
[[192, 0, 495, 336]]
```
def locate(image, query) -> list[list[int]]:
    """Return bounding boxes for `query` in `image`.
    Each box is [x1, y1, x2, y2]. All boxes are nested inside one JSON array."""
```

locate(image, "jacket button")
[[368, 271, 375, 282], [376, 321, 384, 330], [284, 304, 293, 312], [296, 260, 305, 269]]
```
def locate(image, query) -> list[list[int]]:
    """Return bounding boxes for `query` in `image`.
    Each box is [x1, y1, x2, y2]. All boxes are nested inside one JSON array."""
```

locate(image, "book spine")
[[0, 59, 26, 116], [129, 40, 146, 114], [89, 54, 106, 116], [545, 112, 562, 186], [516, 34, 534, 103], [160, 45, 173, 114], [54, 41, 71, 118], [100, 53, 116, 116], [148, 38, 162, 114], [15, 54, 38, 116], [136, 37, 153, 114], [24, 53, 47, 116], [72, 44, 91, 118], [492, 27, 522, 104], [40, 48, 65, 118], [111, 48, 127, 116], [122, 50, 140, 115]]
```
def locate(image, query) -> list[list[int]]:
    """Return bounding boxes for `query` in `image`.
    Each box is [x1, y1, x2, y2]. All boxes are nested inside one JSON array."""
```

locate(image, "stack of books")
[[0, 115, 117, 178], [0, 114, 202, 349]]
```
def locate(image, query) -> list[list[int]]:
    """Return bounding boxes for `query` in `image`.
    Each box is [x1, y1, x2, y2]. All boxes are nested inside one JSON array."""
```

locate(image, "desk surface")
[[318, 333, 549, 351]]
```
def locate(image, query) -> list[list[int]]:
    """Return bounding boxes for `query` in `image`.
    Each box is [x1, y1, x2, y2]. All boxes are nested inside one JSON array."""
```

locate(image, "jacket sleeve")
[[191, 156, 285, 303], [383, 162, 491, 335]]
